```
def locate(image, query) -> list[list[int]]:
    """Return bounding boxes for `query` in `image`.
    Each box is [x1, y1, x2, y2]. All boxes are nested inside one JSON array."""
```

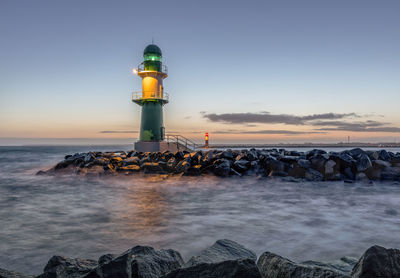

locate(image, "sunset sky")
[[1, 0, 399, 144]]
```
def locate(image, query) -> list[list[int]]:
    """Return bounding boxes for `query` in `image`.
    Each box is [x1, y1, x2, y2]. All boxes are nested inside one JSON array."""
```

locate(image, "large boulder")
[[162, 259, 261, 278], [141, 162, 165, 174], [381, 167, 400, 181], [257, 252, 348, 278], [351, 245, 400, 278], [355, 154, 372, 172], [310, 154, 328, 173], [263, 157, 286, 176], [288, 159, 311, 178], [85, 246, 184, 278], [233, 160, 250, 173], [212, 159, 231, 177], [185, 239, 257, 267], [0, 268, 34, 278], [301, 257, 358, 275], [37, 256, 97, 278], [305, 168, 324, 181]]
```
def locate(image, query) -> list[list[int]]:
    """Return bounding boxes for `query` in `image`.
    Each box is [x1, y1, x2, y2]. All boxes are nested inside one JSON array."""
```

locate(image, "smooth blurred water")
[[1, 146, 400, 275]]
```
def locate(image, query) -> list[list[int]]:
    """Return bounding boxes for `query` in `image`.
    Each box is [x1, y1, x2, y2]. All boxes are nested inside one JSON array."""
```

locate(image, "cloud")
[[311, 120, 400, 133], [99, 130, 138, 133], [202, 112, 358, 125], [212, 129, 325, 135]]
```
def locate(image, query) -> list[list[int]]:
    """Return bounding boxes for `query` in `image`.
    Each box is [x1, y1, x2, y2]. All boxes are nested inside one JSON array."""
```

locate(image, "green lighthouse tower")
[[132, 44, 169, 152]]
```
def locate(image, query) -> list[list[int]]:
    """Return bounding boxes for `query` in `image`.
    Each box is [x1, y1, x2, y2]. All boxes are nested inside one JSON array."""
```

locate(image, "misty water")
[[1, 146, 400, 274]]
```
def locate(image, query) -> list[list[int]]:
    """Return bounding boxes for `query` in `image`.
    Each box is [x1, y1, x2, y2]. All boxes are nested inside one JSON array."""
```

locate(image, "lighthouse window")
[[144, 54, 162, 62]]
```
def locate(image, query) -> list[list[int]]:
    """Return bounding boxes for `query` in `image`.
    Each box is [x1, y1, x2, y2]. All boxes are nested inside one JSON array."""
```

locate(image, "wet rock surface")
[[162, 259, 262, 278], [39, 148, 400, 182], [184, 239, 257, 267], [3, 240, 400, 278], [257, 252, 349, 278], [36, 256, 98, 278], [84, 246, 183, 278], [350, 245, 400, 278]]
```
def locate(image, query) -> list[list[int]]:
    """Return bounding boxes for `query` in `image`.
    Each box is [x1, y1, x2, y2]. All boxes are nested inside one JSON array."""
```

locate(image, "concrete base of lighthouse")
[[134, 141, 180, 153]]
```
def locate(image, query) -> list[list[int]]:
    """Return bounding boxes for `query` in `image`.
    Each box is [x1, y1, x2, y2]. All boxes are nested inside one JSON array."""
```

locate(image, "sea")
[[1, 145, 400, 274]]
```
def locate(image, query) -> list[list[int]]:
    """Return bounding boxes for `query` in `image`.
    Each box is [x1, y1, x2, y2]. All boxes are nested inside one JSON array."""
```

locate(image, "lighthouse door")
[[160, 127, 165, 140]]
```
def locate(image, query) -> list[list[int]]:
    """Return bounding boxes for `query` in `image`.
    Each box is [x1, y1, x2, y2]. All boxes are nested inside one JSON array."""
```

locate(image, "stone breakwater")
[[2, 239, 400, 278], [38, 148, 400, 182]]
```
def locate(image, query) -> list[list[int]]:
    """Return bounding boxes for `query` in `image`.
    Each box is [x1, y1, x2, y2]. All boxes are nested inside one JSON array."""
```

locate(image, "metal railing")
[[137, 63, 168, 75], [166, 134, 198, 151], [132, 91, 169, 102]]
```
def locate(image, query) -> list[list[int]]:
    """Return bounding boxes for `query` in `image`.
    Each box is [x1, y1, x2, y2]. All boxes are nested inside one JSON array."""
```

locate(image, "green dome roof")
[[143, 44, 162, 56]]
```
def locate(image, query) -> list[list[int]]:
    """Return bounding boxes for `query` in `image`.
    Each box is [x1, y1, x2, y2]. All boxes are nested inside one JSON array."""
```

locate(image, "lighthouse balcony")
[[136, 63, 168, 77], [131, 91, 169, 105]]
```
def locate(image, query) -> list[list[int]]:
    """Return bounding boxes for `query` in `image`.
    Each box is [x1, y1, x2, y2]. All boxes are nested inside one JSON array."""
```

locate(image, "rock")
[[37, 256, 97, 278], [263, 157, 286, 176], [175, 160, 191, 173], [0, 268, 34, 278], [372, 160, 391, 169], [118, 165, 140, 172], [301, 257, 358, 275], [122, 157, 140, 166], [279, 156, 299, 164], [185, 239, 257, 267], [84, 153, 96, 163], [257, 251, 348, 278], [162, 259, 261, 278], [174, 151, 185, 160], [343, 167, 355, 180], [305, 168, 324, 181], [213, 159, 231, 177], [355, 172, 370, 183], [141, 162, 164, 174], [381, 167, 400, 181], [85, 246, 183, 278], [288, 159, 311, 178], [98, 254, 115, 265], [324, 160, 337, 176], [310, 154, 328, 173], [298, 159, 311, 169], [348, 148, 365, 158], [166, 157, 178, 172], [306, 149, 327, 160], [110, 156, 123, 163], [184, 165, 202, 176], [233, 160, 250, 173], [269, 170, 288, 177], [221, 150, 234, 160], [351, 245, 400, 278], [356, 154, 372, 172], [330, 153, 356, 170], [377, 150, 391, 161], [191, 151, 204, 165]]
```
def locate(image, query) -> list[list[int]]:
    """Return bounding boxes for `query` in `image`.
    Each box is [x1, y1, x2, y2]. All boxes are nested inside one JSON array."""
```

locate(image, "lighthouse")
[[132, 44, 170, 152]]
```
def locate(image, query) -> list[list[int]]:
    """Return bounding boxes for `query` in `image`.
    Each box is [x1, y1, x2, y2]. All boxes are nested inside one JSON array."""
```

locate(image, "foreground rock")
[[0, 268, 34, 278], [37, 256, 97, 278], [257, 252, 349, 278], [3, 240, 400, 278], [162, 259, 261, 278], [351, 245, 400, 278], [39, 148, 400, 182], [84, 246, 183, 278], [185, 239, 257, 267]]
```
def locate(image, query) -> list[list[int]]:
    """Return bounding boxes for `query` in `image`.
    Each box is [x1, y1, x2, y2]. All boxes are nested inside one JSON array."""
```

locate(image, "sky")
[[0, 0, 399, 145]]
